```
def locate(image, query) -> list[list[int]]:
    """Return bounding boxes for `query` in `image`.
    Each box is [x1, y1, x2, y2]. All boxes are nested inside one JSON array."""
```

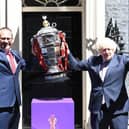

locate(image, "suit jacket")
[[68, 53, 129, 114], [0, 49, 25, 107]]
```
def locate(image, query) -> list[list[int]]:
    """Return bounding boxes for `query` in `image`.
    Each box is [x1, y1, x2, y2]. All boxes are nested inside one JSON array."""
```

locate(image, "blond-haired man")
[[68, 37, 129, 129]]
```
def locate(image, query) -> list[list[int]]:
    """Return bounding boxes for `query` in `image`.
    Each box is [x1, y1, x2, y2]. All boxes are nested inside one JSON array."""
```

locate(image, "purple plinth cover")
[[31, 98, 74, 129]]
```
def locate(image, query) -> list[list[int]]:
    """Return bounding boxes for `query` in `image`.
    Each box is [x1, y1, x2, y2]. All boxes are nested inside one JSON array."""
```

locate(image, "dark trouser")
[[90, 104, 128, 129], [0, 104, 20, 129]]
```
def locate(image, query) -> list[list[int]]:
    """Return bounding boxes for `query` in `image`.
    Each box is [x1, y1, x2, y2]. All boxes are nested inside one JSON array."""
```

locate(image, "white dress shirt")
[[99, 62, 109, 104]]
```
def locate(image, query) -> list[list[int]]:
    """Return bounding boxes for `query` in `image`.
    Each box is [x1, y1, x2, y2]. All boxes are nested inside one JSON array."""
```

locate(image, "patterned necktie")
[[7, 52, 16, 73]]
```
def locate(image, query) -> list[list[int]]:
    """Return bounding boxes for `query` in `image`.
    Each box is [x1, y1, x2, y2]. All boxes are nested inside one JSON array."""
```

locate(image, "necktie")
[[7, 52, 16, 73]]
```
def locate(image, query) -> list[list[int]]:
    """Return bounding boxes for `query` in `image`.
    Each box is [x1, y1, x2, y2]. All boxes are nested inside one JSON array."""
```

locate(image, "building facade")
[[2, 0, 127, 129]]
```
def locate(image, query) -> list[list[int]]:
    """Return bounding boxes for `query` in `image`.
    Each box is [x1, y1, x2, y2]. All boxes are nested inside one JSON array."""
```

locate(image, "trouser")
[[0, 104, 20, 129], [90, 104, 128, 129]]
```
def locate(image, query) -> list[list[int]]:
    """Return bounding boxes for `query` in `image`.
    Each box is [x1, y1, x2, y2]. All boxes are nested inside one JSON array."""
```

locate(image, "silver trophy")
[[31, 16, 68, 79]]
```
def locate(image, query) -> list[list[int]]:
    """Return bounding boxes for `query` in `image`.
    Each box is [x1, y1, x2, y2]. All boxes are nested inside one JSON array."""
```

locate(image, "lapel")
[[0, 51, 11, 71], [96, 56, 103, 74], [10, 50, 26, 73], [103, 54, 119, 82], [10, 50, 21, 63], [0, 49, 21, 72]]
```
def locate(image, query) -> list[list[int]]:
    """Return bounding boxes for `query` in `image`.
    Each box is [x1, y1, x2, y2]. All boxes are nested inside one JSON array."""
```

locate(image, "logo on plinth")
[[48, 114, 57, 129]]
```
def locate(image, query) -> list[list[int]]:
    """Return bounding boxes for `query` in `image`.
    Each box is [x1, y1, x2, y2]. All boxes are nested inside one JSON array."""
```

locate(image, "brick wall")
[[105, 0, 129, 51]]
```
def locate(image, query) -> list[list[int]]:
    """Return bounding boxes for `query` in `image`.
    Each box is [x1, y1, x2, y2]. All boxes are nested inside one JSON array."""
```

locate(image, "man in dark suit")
[[0, 27, 25, 129], [68, 37, 129, 129]]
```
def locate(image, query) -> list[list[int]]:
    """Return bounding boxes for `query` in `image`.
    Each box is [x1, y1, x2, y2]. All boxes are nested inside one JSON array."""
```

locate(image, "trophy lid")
[[36, 16, 58, 36]]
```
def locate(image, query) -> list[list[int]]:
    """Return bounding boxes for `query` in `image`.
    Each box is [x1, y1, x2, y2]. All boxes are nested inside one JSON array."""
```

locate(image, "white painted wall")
[[84, 0, 105, 129], [0, 0, 6, 27]]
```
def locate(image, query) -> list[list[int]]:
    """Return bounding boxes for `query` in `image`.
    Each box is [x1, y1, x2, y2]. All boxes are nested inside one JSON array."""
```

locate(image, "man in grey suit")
[[68, 37, 129, 129], [0, 27, 25, 129]]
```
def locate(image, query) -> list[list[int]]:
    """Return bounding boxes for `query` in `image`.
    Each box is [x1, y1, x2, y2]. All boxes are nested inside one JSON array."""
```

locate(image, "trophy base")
[[44, 72, 66, 80]]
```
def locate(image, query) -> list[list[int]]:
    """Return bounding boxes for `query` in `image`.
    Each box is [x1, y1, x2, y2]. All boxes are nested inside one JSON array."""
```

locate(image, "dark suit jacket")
[[68, 53, 129, 114], [0, 49, 25, 107]]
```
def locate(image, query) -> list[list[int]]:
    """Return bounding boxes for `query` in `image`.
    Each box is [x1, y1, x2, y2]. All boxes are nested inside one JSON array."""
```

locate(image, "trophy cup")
[[31, 16, 69, 79]]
